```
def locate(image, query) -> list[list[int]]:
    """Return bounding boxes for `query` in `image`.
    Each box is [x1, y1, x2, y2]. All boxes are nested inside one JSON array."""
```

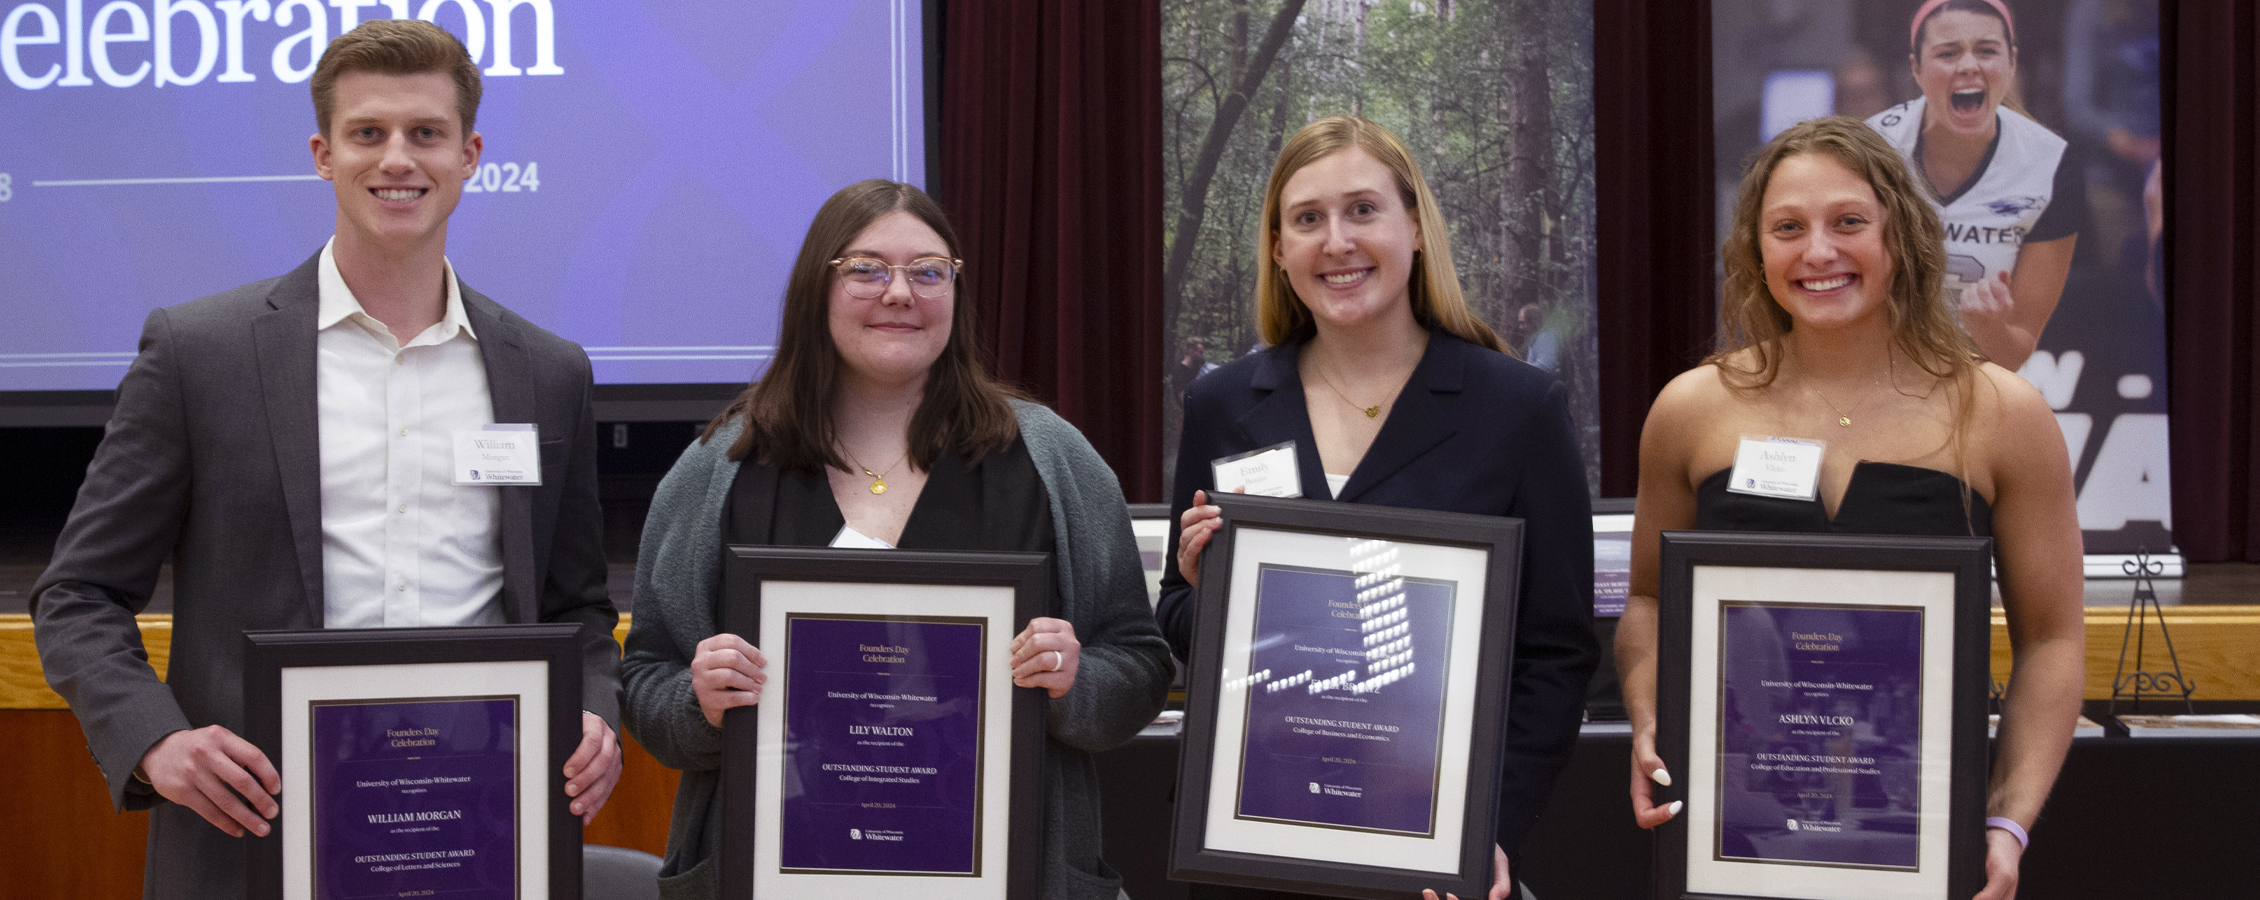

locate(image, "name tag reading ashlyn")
[[1212, 441, 1303, 499], [453, 424, 541, 486], [1726, 436, 1824, 501]]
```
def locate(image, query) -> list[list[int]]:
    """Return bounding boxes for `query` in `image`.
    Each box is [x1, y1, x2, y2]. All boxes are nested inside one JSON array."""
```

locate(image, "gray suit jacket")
[[30, 251, 622, 899]]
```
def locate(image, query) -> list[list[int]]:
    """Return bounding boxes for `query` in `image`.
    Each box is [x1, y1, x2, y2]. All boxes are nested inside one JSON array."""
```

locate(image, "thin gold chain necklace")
[[840, 446, 908, 495], [1312, 365, 1388, 420], [1812, 387, 1859, 427], [1808, 357, 1896, 428]]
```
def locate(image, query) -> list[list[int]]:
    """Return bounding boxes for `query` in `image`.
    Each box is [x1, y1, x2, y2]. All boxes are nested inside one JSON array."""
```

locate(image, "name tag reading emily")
[[1212, 441, 1303, 499], [1726, 436, 1824, 501], [453, 424, 541, 486]]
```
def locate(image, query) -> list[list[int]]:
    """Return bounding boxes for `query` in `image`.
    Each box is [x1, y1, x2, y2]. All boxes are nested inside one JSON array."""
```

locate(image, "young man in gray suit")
[[30, 20, 623, 897]]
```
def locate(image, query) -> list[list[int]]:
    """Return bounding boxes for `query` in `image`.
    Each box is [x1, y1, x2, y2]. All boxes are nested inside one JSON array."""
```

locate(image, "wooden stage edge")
[[0, 615, 678, 900], [1, 609, 2253, 898], [7, 610, 2258, 710]]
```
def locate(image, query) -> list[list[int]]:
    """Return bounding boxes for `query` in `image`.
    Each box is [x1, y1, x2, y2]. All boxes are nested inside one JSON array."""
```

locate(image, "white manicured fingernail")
[[1651, 768, 1672, 787], [1667, 801, 1683, 816]]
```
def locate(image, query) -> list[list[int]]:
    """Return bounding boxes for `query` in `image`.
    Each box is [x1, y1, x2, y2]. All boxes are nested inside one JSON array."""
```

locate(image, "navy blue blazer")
[[1157, 328, 1598, 860]]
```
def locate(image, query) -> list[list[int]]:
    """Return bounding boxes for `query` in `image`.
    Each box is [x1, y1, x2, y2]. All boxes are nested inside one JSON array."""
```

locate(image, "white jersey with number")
[[1866, 97, 2071, 288]]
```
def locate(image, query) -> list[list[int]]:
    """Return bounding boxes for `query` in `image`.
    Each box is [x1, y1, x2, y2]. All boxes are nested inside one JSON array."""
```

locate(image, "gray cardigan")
[[622, 401, 1171, 899]]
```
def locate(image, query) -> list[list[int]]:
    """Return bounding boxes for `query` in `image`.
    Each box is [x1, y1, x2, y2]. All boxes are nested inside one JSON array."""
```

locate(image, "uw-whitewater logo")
[[1985, 195, 2045, 217], [1308, 782, 1320, 794], [850, 828, 863, 840]]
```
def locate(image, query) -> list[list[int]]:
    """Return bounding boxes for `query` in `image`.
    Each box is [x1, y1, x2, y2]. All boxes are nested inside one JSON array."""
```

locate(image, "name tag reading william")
[[1726, 435, 1824, 501], [1212, 440, 1303, 499], [453, 424, 541, 485]]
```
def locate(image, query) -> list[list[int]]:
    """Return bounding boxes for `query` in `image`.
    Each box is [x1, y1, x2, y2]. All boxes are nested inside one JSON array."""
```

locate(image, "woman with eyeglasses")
[[621, 180, 1171, 899], [1157, 116, 1596, 900]]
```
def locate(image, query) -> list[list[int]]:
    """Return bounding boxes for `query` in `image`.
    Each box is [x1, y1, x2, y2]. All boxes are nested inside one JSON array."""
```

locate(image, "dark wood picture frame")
[[243, 623, 586, 900], [719, 547, 1050, 900], [1169, 493, 1523, 900], [1653, 531, 1991, 900]]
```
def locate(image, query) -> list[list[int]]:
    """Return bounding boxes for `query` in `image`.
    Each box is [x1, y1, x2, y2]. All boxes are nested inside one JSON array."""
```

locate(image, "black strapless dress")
[[1695, 460, 1993, 537]]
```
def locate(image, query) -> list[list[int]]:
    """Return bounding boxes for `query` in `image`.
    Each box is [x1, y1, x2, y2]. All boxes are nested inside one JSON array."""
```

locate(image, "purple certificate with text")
[[780, 615, 987, 875], [310, 697, 519, 899], [1234, 564, 1455, 835], [1716, 603, 1925, 870]]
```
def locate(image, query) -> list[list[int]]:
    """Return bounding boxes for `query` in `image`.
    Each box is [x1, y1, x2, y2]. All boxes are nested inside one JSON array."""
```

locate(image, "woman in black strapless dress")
[[1616, 117, 2084, 900]]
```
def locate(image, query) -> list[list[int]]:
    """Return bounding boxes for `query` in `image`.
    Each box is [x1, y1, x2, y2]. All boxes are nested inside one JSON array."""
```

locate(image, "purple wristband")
[[1985, 816, 2029, 849]]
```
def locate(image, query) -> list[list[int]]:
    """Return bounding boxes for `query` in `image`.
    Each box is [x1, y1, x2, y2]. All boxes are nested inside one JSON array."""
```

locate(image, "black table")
[[1097, 723, 2260, 899]]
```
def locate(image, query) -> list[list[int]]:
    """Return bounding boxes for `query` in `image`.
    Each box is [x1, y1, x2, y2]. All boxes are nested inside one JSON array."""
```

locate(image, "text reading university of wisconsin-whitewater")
[[2, 0, 561, 91]]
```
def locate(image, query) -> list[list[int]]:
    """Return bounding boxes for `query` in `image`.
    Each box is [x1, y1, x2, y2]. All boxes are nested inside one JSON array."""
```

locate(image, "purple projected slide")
[[310, 696, 518, 899], [1234, 564, 1454, 836], [780, 614, 986, 876], [0, 0, 925, 390], [1716, 602, 1925, 871]]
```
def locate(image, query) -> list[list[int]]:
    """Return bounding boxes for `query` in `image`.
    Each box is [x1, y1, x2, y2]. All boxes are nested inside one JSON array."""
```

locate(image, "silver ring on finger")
[[1049, 650, 1063, 672]]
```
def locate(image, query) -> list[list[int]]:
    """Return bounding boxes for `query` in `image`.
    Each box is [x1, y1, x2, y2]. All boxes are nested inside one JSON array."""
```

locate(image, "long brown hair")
[[701, 180, 1023, 472], [1712, 117, 1987, 510], [1254, 116, 1503, 352], [1711, 116, 1973, 386]]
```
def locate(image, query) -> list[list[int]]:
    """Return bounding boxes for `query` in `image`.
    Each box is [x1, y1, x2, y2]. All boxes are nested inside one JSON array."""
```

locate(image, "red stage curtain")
[[938, 0, 1166, 503], [2164, 1, 2260, 561], [1592, 0, 1722, 498], [931, 0, 2260, 544]]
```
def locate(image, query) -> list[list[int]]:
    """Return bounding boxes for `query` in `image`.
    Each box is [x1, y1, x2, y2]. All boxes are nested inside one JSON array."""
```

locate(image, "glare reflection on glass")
[[1343, 539, 1416, 695], [1232, 539, 1430, 700]]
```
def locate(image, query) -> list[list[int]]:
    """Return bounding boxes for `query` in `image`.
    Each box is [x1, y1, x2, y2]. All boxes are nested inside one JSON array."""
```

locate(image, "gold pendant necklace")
[[842, 447, 907, 495], [1809, 357, 1897, 428], [1811, 379, 1882, 428], [1314, 366, 1385, 419], [1812, 388, 1855, 427]]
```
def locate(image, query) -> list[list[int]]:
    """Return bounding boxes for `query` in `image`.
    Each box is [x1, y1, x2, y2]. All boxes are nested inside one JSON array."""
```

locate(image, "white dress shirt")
[[316, 239, 506, 628]]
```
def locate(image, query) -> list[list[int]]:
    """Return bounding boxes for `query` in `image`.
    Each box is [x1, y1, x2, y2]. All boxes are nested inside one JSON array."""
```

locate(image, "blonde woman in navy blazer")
[[1157, 116, 1597, 900]]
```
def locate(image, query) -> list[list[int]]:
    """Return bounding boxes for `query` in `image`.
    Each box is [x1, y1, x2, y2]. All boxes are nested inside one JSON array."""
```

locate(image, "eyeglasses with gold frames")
[[828, 256, 963, 299]]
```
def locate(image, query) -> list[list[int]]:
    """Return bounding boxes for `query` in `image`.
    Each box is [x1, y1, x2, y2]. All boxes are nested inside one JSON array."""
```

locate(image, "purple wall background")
[[0, 0, 925, 389]]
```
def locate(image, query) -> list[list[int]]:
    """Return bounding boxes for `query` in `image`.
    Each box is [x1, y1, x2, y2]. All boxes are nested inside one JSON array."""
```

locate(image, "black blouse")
[[723, 435, 1056, 554], [1694, 461, 1994, 537]]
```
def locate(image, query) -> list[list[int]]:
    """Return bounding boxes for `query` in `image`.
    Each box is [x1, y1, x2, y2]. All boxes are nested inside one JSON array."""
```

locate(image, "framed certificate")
[[1654, 532, 1991, 900], [720, 547, 1049, 900], [1169, 493, 1521, 900], [243, 623, 586, 900]]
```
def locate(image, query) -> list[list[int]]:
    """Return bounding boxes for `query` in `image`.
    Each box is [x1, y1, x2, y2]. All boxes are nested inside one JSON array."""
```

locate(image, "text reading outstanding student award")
[[1716, 603, 1926, 870], [311, 697, 520, 899], [781, 615, 988, 875], [1234, 565, 1455, 836]]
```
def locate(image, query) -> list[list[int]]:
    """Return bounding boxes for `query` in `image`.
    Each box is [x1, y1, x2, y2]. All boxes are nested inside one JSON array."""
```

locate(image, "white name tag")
[[1212, 441, 1303, 499], [452, 424, 541, 486], [1726, 435, 1825, 501], [830, 523, 897, 549]]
